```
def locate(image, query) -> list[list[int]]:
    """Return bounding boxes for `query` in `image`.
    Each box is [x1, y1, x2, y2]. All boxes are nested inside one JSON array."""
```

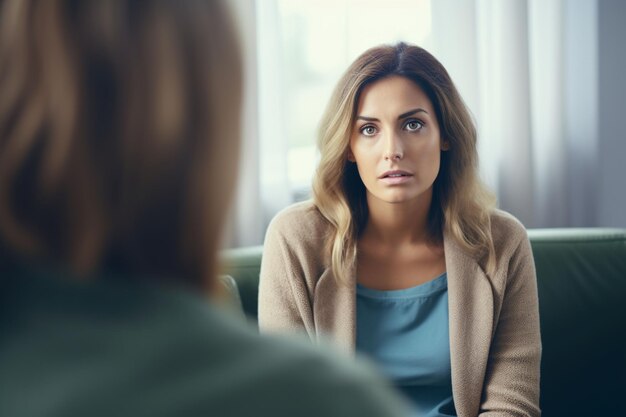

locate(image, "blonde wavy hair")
[[0, 0, 241, 292], [312, 43, 497, 284]]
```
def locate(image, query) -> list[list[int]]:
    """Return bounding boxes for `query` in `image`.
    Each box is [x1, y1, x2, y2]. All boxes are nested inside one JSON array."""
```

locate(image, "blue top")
[[356, 272, 456, 417]]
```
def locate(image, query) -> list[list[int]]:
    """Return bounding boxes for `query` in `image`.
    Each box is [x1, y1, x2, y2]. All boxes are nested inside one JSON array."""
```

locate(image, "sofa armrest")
[[220, 245, 263, 320]]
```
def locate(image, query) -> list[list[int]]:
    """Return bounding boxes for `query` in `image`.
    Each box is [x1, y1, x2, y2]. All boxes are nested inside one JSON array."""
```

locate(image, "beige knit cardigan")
[[258, 201, 541, 417]]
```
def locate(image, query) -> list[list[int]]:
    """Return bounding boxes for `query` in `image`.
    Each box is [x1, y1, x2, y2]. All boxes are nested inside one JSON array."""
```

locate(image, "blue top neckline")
[[356, 272, 447, 300]]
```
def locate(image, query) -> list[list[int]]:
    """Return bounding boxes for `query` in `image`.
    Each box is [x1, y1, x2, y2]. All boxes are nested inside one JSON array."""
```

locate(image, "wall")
[[598, 0, 626, 227]]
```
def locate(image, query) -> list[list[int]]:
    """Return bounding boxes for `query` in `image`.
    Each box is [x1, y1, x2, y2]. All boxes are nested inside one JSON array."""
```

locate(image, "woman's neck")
[[362, 190, 433, 247]]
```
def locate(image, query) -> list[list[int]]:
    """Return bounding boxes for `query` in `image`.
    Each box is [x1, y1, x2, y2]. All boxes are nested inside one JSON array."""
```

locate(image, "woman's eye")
[[404, 120, 423, 132], [360, 125, 377, 136]]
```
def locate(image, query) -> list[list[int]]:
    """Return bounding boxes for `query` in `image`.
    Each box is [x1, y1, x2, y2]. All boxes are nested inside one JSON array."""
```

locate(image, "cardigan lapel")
[[313, 265, 357, 355], [444, 233, 494, 417]]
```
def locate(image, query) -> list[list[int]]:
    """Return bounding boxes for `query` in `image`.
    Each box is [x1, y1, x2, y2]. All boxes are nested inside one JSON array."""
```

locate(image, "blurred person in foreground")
[[0, 1, 409, 416]]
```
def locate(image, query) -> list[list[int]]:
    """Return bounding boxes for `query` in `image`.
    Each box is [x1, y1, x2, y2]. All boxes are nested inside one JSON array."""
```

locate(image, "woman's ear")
[[441, 140, 450, 151], [347, 149, 356, 162]]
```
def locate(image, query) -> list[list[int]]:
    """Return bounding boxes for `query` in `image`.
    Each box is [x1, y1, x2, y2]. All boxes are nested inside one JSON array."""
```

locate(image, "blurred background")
[[225, 0, 626, 248]]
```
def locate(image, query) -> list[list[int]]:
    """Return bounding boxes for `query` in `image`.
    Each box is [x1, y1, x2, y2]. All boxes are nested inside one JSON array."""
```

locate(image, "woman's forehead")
[[356, 76, 434, 119]]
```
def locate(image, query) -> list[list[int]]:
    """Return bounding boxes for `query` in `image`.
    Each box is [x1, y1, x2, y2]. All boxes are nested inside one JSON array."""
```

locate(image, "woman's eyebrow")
[[355, 115, 379, 122], [398, 108, 429, 119], [356, 108, 429, 122]]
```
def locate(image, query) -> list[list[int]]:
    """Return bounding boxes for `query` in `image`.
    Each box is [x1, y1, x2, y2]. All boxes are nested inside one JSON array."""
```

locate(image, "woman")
[[0, 2, 409, 416], [259, 43, 541, 417]]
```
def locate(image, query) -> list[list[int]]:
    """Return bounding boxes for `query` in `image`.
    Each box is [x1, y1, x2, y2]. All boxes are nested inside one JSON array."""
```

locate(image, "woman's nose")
[[383, 133, 404, 161]]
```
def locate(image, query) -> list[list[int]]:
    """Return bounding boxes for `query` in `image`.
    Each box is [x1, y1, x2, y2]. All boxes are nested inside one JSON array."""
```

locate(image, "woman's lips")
[[379, 170, 413, 184]]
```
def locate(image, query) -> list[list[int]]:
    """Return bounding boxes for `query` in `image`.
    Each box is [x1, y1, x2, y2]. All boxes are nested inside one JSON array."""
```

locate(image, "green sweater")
[[0, 266, 408, 417]]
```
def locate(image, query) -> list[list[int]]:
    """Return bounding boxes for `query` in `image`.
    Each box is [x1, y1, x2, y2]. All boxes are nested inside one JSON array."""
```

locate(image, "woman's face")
[[349, 75, 447, 207]]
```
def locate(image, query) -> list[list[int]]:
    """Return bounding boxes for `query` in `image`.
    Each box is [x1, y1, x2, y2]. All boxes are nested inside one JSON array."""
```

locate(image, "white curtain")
[[226, 0, 292, 247], [431, 0, 599, 228], [256, 0, 293, 230], [224, 0, 264, 248]]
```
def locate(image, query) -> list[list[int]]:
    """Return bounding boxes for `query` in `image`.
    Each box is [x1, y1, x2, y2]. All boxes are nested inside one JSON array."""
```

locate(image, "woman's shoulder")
[[488, 208, 531, 254], [267, 200, 330, 236]]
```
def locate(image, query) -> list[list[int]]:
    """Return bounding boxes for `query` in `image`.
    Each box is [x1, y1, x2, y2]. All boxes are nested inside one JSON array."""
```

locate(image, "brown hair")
[[0, 0, 242, 291], [313, 43, 496, 283]]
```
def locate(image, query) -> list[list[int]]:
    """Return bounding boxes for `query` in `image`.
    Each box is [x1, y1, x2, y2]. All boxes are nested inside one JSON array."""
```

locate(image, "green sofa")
[[220, 228, 626, 417]]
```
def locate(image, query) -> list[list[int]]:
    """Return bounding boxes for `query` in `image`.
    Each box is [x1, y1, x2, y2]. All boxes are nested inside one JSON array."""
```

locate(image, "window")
[[258, 0, 433, 202]]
